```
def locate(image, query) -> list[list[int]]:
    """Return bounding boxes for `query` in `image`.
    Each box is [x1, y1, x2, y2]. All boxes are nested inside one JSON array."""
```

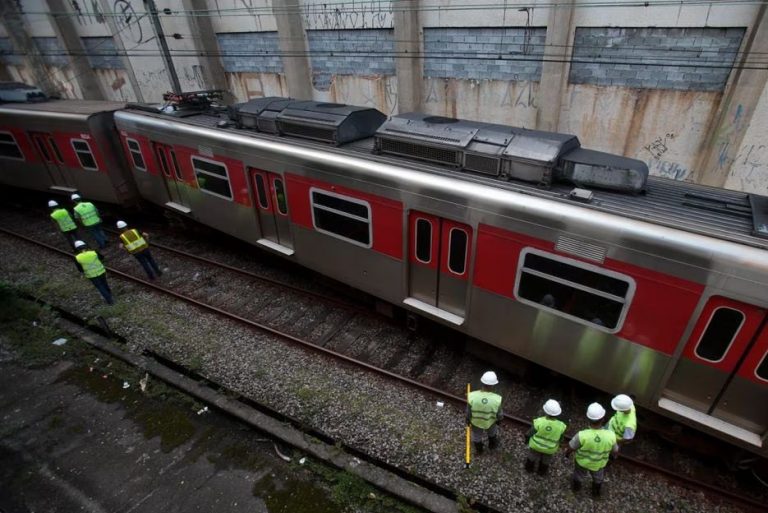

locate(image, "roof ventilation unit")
[[559, 148, 648, 194], [375, 113, 580, 184], [228, 96, 297, 134], [0, 81, 47, 103], [275, 101, 386, 145]]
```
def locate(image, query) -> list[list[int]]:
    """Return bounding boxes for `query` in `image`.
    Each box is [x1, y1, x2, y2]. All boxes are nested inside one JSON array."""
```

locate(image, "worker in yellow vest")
[[73, 240, 114, 304], [49, 200, 79, 248], [466, 371, 503, 454], [564, 403, 618, 497], [116, 220, 163, 280], [608, 394, 637, 445], [525, 399, 567, 475], [71, 193, 106, 249]]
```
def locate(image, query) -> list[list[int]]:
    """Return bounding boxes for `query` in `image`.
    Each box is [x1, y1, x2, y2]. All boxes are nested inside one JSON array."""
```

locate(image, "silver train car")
[[1, 91, 766, 457], [0, 96, 135, 205]]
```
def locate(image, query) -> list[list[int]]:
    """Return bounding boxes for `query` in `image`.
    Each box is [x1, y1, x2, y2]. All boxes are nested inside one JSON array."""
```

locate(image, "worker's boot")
[[473, 442, 484, 455], [571, 478, 581, 492], [524, 459, 535, 473], [488, 436, 500, 451], [591, 482, 602, 498], [537, 463, 549, 476]]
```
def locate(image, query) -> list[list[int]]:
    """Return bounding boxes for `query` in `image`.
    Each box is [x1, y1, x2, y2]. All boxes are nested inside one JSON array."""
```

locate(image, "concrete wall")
[[1, 0, 768, 195]]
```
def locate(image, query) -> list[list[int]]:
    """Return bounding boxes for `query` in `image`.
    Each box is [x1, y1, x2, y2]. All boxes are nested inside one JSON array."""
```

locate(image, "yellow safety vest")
[[73, 202, 101, 226], [468, 390, 502, 430], [609, 406, 637, 438], [529, 416, 567, 455], [575, 428, 616, 472], [76, 250, 106, 278], [51, 208, 76, 232], [119, 229, 149, 254]]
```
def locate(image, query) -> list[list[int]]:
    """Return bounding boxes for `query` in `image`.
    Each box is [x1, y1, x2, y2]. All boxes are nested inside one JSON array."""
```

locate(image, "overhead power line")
[[12, 0, 768, 18]]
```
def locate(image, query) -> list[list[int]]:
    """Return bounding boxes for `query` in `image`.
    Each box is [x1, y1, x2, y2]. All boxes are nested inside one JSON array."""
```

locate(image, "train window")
[[47, 137, 63, 163], [0, 131, 24, 160], [274, 178, 288, 215], [71, 139, 98, 170], [694, 307, 744, 363], [415, 218, 432, 263], [170, 150, 182, 180], [756, 351, 768, 382], [34, 138, 52, 162], [514, 248, 635, 332], [448, 228, 468, 275], [191, 156, 232, 200], [126, 138, 146, 171], [310, 188, 371, 247], [156, 148, 171, 177], [254, 174, 269, 209]]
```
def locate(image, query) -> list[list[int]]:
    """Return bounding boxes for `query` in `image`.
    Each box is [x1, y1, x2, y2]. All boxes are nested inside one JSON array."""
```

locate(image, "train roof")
[[124, 108, 768, 251], [0, 99, 126, 118]]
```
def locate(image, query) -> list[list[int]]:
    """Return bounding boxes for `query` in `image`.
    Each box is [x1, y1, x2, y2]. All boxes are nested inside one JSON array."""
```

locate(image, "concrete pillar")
[[393, 0, 422, 113], [45, 0, 106, 100], [696, 6, 768, 187], [0, 0, 58, 94], [182, 0, 228, 93], [98, 0, 144, 102], [272, 0, 312, 100], [536, 3, 574, 132]]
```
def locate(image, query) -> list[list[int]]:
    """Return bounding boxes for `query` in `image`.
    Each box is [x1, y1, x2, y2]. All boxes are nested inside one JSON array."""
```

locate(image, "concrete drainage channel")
[[27, 295, 483, 513]]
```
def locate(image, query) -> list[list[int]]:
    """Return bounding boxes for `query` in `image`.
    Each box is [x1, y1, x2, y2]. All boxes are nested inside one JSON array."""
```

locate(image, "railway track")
[[0, 213, 765, 512]]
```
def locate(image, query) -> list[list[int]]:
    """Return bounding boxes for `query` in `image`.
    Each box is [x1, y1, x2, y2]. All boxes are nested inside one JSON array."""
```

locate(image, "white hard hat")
[[587, 402, 606, 421], [543, 399, 562, 417], [116, 220, 128, 229], [48, 200, 58, 208], [71, 193, 81, 201], [611, 394, 634, 412], [480, 371, 498, 386], [74, 240, 86, 249]]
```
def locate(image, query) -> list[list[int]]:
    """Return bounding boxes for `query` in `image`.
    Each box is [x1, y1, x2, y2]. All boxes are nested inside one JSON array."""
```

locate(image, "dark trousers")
[[134, 250, 162, 279], [62, 230, 79, 249], [86, 223, 107, 249], [89, 274, 114, 304]]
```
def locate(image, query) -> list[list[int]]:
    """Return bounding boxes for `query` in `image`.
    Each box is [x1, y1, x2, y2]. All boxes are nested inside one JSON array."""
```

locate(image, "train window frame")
[[170, 149, 183, 180], [33, 136, 52, 162], [447, 227, 468, 276], [191, 155, 233, 201], [274, 178, 288, 216], [309, 187, 372, 249], [126, 138, 146, 171], [0, 131, 25, 160], [254, 173, 270, 210], [755, 350, 768, 383], [693, 306, 745, 364], [46, 136, 63, 164], [70, 138, 98, 171], [414, 217, 432, 264], [513, 247, 636, 333]]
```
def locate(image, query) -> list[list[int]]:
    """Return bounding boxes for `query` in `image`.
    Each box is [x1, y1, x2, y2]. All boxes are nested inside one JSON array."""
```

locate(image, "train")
[[1, 83, 766, 458]]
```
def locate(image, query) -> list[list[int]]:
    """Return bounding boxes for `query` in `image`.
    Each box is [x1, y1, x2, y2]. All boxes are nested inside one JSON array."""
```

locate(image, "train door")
[[404, 211, 471, 325], [152, 142, 190, 210], [29, 132, 72, 190], [660, 296, 768, 445], [249, 167, 293, 255]]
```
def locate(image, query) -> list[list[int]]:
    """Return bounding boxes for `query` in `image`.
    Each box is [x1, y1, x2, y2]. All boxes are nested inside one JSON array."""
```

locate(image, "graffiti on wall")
[[182, 64, 206, 89], [70, 0, 106, 25], [501, 80, 536, 109], [644, 133, 675, 159], [302, 1, 393, 30], [648, 158, 689, 181], [113, 0, 147, 44]]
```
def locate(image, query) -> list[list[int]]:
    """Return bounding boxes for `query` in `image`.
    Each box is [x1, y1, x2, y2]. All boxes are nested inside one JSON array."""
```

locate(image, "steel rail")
[[0, 226, 764, 513], [103, 228, 375, 317]]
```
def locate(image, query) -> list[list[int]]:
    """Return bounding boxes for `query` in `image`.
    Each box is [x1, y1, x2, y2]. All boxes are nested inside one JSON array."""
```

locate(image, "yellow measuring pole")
[[465, 383, 471, 468]]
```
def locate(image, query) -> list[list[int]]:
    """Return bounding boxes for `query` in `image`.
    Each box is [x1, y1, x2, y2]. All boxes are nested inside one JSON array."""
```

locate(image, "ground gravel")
[[0, 223, 758, 513]]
